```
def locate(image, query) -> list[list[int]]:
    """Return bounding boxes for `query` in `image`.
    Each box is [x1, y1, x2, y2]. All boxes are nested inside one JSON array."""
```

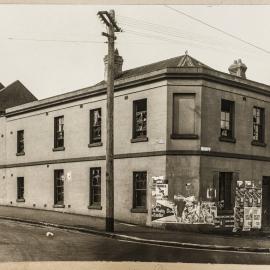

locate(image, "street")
[[0, 219, 269, 264]]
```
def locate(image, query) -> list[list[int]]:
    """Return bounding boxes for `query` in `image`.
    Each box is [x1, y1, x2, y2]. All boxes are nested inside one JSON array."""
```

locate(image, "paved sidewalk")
[[0, 205, 270, 252]]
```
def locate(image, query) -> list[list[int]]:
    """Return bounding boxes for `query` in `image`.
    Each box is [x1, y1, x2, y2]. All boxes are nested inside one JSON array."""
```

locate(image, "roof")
[[6, 53, 270, 117], [95, 54, 212, 86], [0, 80, 37, 113]]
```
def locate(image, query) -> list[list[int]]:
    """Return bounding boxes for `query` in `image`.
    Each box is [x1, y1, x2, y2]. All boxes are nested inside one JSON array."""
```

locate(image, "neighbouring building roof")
[[0, 80, 37, 114]]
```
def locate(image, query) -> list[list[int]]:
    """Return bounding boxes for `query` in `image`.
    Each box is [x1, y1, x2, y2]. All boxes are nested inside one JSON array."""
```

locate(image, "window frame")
[[54, 169, 65, 207], [219, 99, 236, 143], [16, 130, 25, 155], [89, 167, 102, 209], [131, 98, 148, 143], [132, 171, 147, 211], [252, 106, 265, 146], [171, 93, 198, 140], [89, 108, 102, 147], [17, 177, 25, 202], [53, 116, 65, 151]]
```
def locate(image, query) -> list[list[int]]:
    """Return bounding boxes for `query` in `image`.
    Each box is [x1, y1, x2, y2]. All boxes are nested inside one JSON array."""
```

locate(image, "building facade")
[[1, 53, 270, 233]]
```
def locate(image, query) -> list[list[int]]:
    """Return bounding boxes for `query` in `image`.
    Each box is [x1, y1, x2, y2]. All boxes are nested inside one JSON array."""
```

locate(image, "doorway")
[[262, 177, 270, 228]]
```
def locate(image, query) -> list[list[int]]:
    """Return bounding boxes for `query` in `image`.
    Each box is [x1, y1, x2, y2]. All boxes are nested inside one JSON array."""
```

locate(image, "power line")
[[8, 37, 105, 44], [164, 5, 270, 55]]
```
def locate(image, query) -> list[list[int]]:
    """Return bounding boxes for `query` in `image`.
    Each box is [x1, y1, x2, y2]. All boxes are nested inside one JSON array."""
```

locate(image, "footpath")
[[0, 205, 270, 253]]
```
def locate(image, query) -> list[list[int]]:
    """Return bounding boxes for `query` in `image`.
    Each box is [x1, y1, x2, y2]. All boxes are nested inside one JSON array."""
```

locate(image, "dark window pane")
[[54, 170, 64, 205], [17, 177, 24, 200], [90, 109, 102, 143], [253, 107, 264, 142], [133, 171, 147, 208], [220, 100, 234, 138], [133, 99, 147, 139], [54, 116, 64, 148], [17, 130, 24, 153], [90, 167, 101, 205]]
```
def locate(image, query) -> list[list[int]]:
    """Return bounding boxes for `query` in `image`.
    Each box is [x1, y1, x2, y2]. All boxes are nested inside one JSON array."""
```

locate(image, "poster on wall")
[[252, 207, 262, 229], [234, 180, 262, 231], [151, 176, 176, 222]]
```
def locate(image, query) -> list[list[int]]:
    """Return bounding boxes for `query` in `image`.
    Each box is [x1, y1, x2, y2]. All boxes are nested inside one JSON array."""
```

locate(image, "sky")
[[0, 5, 269, 99]]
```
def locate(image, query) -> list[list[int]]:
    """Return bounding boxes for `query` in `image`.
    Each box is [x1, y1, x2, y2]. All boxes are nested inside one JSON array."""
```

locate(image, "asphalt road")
[[1, 219, 270, 264]]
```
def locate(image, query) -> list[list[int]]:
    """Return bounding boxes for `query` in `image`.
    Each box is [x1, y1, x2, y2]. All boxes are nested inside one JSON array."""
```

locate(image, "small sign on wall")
[[66, 171, 72, 182]]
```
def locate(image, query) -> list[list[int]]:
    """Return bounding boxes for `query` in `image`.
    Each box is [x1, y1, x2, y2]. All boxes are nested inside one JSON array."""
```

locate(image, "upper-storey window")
[[54, 116, 64, 149], [132, 99, 147, 141], [17, 130, 24, 155], [171, 93, 197, 139], [253, 106, 264, 143], [220, 99, 234, 139], [90, 108, 102, 145]]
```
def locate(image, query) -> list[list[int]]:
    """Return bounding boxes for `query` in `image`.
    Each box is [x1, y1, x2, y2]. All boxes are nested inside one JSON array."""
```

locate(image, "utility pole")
[[97, 10, 121, 232]]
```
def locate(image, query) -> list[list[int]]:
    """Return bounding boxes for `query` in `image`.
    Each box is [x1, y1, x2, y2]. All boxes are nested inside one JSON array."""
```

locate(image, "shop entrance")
[[262, 177, 270, 228]]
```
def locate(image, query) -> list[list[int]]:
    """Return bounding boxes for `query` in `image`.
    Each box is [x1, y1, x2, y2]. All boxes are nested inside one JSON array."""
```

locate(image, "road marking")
[[117, 239, 270, 255], [119, 223, 137, 227]]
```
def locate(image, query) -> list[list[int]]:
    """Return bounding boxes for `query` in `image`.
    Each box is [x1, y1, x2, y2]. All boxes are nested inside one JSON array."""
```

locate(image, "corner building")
[[1, 53, 270, 233]]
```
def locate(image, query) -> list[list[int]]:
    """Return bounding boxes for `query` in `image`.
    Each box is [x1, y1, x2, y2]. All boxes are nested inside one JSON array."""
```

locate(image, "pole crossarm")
[[97, 11, 122, 33]]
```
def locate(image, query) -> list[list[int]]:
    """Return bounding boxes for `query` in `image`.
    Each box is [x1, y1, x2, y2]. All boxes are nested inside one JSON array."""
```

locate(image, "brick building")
[[1, 52, 270, 233]]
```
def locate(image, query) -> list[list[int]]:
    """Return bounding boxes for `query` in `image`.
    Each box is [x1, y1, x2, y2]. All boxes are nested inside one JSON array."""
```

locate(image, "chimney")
[[228, 59, 247, 79], [103, 49, 123, 81]]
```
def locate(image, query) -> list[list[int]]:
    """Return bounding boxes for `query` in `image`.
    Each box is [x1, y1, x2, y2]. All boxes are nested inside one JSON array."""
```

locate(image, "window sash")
[[90, 109, 102, 143], [17, 130, 24, 153], [133, 99, 147, 139], [54, 170, 64, 205], [54, 116, 64, 148], [220, 100, 234, 138], [133, 171, 147, 208], [17, 177, 24, 200], [253, 107, 264, 142], [90, 167, 101, 205]]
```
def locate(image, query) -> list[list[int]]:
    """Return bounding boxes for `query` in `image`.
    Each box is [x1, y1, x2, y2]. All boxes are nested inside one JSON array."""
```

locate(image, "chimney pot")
[[228, 59, 247, 79]]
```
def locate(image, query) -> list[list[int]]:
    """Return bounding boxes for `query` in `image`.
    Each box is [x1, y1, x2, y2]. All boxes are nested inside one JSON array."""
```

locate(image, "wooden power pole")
[[97, 10, 121, 232]]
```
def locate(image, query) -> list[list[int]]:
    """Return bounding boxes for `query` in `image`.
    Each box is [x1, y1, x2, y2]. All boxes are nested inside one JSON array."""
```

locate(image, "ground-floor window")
[[133, 171, 147, 209], [54, 169, 64, 205], [17, 177, 24, 201], [89, 167, 101, 206]]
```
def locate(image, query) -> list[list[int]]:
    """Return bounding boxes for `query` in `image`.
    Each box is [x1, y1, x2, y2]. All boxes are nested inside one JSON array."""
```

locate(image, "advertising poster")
[[252, 207, 262, 229], [234, 180, 262, 231], [151, 176, 176, 222], [243, 207, 253, 231]]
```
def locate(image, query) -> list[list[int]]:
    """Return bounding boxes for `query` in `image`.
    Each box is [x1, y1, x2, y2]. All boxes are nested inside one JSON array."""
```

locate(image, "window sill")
[[251, 141, 266, 147], [219, 136, 236, 143], [16, 152, 25, 156], [52, 147, 65, 152], [53, 204, 65, 208], [88, 205, 102, 210], [130, 208, 148, 213], [88, 142, 103, 148], [131, 137, 148, 143], [170, 134, 199, 140], [16, 198, 25, 202]]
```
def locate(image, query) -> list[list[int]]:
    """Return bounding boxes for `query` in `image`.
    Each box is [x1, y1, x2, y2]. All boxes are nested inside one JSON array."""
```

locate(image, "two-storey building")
[[1, 51, 270, 233]]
